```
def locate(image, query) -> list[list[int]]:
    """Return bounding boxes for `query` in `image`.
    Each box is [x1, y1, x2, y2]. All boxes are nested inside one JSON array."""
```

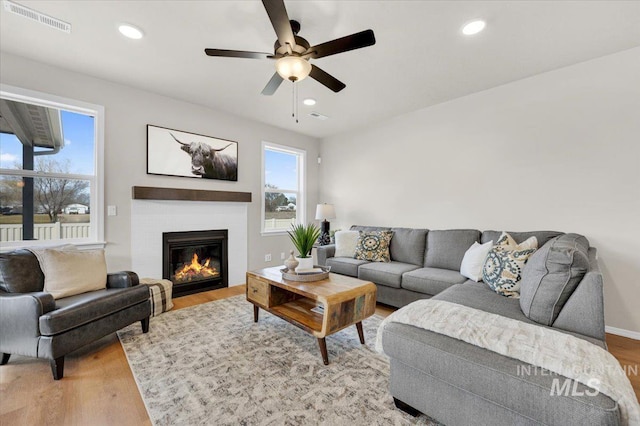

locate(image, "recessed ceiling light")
[[303, 98, 316, 106], [118, 24, 144, 40], [462, 20, 486, 36]]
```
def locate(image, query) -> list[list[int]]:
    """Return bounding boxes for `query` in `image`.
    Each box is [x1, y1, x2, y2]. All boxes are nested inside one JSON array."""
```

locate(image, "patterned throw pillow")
[[354, 231, 393, 262], [483, 232, 538, 298]]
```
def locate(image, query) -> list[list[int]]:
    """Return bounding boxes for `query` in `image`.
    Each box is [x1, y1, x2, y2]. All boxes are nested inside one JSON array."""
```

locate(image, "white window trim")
[[261, 141, 306, 236], [0, 84, 105, 251]]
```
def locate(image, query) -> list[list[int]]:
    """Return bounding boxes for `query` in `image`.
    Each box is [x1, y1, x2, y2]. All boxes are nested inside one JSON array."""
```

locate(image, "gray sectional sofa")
[[317, 226, 617, 425]]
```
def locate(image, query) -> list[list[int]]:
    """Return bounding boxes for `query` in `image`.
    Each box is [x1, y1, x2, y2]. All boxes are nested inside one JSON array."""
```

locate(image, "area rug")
[[118, 295, 437, 425]]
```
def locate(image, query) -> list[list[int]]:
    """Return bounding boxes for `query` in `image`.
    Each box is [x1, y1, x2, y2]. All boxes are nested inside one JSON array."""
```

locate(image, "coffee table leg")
[[356, 322, 365, 344], [317, 338, 329, 365], [253, 305, 259, 323]]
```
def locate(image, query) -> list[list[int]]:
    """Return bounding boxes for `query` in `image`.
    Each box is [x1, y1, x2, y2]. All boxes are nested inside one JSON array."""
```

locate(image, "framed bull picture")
[[147, 125, 238, 181]]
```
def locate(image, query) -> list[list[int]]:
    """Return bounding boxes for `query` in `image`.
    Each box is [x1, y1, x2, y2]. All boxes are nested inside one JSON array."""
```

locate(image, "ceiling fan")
[[204, 0, 376, 95]]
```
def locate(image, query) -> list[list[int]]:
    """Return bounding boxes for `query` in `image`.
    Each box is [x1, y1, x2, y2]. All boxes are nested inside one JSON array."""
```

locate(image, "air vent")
[[309, 112, 329, 121], [3, 0, 71, 33]]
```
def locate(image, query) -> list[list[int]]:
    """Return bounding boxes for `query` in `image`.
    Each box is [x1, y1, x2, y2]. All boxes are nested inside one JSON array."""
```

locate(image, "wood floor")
[[1, 285, 638, 425]]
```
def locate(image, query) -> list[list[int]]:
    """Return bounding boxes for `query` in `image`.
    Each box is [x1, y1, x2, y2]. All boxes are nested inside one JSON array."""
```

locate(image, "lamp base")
[[318, 220, 331, 246]]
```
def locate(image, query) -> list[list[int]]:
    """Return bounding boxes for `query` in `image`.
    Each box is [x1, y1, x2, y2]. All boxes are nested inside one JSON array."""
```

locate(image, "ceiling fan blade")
[[309, 65, 346, 93], [261, 0, 296, 48], [261, 72, 284, 95], [204, 49, 272, 59], [306, 29, 376, 59]]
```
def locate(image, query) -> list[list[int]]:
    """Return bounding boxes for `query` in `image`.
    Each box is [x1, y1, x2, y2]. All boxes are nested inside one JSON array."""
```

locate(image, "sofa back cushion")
[[519, 234, 590, 326], [41, 249, 108, 299], [350, 225, 391, 232], [424, 229, 481, 271], [390, 228, 428, 266], [0, 249, 44, 293], [481, 230, 563, 248]]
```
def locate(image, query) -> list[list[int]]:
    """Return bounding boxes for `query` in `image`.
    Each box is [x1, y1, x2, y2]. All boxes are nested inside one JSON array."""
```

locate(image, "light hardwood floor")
[[1, 285, 638, 425]]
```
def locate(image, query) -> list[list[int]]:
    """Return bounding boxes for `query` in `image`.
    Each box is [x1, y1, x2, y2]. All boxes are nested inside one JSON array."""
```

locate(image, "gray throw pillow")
[[519, 234, 590, 326]]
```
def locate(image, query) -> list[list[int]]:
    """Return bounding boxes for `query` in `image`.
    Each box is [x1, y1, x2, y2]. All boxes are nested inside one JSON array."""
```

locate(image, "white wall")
[[320, 47, 640, 333], [0, 52, 320, 273]]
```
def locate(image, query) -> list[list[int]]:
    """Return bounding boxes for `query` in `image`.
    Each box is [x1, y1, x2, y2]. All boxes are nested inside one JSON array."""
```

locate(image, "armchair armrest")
[[107, 271, 140, 289], [316, 244, 336, 266], [0, 291, 56, 357]]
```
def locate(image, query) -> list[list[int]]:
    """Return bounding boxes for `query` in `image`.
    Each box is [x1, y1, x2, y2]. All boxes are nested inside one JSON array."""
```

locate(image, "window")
[[0, 85, 104, 248], [262, 142, 305, 234]]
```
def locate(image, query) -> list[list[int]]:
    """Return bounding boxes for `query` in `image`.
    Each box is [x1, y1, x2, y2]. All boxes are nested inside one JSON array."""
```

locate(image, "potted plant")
[[287, 223, 321, 271]]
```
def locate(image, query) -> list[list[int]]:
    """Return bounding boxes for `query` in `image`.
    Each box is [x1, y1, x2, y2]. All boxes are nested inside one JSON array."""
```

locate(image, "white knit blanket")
[[376, 299, 640, 426]]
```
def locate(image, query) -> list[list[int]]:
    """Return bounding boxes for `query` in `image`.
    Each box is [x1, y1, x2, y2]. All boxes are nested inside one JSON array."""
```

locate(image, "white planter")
[[295, 257, 314, 272]]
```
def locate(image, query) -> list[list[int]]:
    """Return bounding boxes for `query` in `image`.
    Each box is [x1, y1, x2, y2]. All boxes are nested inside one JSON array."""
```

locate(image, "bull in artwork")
[[170, 133, 237, 181]]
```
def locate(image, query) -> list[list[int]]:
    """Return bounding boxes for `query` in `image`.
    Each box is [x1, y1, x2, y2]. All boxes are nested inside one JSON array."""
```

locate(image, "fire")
[[173, 253, 219, 283]]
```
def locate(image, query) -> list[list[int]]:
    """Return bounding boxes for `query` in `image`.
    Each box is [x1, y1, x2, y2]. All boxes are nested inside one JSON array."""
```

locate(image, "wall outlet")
[[265, 253, 272, 262], [280, 252, 285, 260]]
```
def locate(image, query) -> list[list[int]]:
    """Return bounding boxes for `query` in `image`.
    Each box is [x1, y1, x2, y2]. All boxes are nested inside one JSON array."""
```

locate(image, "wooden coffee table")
[[246, 267, 377, 365]]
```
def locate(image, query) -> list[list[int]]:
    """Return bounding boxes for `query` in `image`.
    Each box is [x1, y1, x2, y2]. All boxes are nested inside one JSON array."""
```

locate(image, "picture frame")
[[147, 125, 238, 181]]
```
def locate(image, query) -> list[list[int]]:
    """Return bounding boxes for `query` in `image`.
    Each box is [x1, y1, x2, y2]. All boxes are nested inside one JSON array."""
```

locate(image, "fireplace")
[[162, 229, 228, 297]]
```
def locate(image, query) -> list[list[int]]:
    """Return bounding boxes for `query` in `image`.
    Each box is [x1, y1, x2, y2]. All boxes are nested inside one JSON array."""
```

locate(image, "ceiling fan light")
[[276, 56, 312, 82]]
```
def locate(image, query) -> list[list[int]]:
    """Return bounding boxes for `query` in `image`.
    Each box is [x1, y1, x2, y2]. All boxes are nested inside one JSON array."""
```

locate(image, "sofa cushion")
[[39, 285, 150, 336], [436, 282, 606, 347], [520, 234, 591, 326], [358, 261, 420, 289], [481, 230, 563, 247], [0, 249, 44, 293], [390, 228, 428, 266], [424, 229, 480, 271], [41, 249, 108, 299], [354, 230, 393, 263], [334, 230, 359, 257], [401, 267, 467, 295], [326, 257, 369, 277], [482, 234, 538, 298]]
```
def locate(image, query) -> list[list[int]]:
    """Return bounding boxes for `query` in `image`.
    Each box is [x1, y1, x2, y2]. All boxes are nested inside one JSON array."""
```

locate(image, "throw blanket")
[[376, 299, 640, 426]]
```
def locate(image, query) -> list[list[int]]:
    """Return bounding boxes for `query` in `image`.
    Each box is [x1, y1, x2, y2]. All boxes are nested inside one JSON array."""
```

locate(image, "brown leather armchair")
[[0, 249, 151, 379]]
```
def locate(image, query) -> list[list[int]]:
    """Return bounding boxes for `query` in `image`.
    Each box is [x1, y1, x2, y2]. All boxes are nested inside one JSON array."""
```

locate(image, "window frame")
[[0, 84, 105, 250], [261, 141, 306, 236]]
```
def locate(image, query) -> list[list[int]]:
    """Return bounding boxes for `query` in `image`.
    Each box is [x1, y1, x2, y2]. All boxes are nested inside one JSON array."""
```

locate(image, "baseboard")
[[605, 326, 640, 340]]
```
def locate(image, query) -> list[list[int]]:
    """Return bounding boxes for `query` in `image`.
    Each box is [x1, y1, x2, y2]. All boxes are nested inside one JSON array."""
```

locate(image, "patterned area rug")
[[118, 295, 437, 425]]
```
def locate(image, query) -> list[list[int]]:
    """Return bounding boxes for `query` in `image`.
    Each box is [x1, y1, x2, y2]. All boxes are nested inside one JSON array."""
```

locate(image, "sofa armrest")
[[317, 244, 336, 266], [0, 291, 56, 357], [107, 271, 140, 289]]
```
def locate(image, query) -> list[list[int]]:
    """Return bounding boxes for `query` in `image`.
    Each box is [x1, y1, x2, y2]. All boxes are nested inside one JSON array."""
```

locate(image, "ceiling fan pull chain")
[[295, 82, 299, 123], [292, 81, 295, 120]]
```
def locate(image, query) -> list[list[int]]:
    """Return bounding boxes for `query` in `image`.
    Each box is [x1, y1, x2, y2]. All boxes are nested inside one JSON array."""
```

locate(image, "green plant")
[[287, 223, 321, 258]]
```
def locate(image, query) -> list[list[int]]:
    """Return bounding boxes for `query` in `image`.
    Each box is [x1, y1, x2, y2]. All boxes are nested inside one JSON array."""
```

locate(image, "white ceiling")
[[1, 1, 639, 139]]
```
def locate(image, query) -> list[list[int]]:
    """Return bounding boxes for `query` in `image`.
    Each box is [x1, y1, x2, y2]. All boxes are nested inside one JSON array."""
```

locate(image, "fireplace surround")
[[162, 229, 228, 297]]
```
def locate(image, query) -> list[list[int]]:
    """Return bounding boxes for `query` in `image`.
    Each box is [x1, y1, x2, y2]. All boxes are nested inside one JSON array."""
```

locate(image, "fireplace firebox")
[[162, 230, 228, 297]]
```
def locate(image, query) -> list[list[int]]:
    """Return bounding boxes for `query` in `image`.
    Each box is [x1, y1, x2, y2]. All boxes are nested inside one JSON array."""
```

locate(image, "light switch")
[[107, 205, 117, 216]]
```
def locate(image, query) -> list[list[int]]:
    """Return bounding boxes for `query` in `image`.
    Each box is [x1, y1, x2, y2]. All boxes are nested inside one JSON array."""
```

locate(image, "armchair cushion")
[[41, 249, 107, 299], [39, 286, 150, 336], [0, 249, 44, 293]]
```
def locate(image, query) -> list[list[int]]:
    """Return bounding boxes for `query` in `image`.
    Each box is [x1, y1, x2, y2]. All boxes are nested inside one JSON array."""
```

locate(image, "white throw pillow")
[[334, 230, 360, 258], [41, 249, 107, 299], [460, 241, 493, 282]]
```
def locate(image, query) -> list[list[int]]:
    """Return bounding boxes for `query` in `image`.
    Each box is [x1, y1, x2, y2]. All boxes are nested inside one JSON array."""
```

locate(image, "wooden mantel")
[[132, 186, 252, 203]]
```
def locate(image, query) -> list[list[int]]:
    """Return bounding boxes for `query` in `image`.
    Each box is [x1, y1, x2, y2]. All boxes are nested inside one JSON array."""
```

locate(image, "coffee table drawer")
[[247, 277, 269, 306]]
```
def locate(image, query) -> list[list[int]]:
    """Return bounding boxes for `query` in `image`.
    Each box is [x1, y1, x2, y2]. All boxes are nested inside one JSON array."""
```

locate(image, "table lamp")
[[315, 203, 336, 246]]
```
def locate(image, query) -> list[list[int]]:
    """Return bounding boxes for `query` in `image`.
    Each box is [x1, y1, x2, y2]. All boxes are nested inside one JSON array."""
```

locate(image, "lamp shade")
[[315, 203, 336, 221], [275, 56, 312, 82]]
